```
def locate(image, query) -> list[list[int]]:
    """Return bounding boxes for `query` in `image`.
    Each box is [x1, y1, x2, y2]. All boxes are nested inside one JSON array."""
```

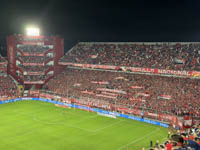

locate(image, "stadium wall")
[[0, 97, 169, 128]]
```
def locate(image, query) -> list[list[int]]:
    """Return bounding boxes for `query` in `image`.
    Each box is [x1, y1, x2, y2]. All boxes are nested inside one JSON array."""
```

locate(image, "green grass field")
[[0, 100, 168, 150]]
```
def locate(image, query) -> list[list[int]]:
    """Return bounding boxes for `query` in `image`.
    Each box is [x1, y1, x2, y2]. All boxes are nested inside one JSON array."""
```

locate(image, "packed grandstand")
[[60, 42, 200, 71], [0, 42, 200, 149], [43, 67, 200, 118]]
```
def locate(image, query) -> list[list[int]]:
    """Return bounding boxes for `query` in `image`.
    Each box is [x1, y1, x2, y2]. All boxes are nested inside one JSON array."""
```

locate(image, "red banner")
[[97, 88, 127, 94], [62, 97, 71, 103], [158, 95, 171, 100], [96, 94, 117, 99], [39, 93, 55, 99], [117, 107, 142, 115], [137, 93, 150, 97], [81, 90, 94, 95], [91, 81, 109, 85], [0, 96, 17, 101], [29, 90, 40, 97], [29, 90, 40, 95], [58, 63, 200, 78], [131, 86, 143, 89], [101, 92, 118, 97]]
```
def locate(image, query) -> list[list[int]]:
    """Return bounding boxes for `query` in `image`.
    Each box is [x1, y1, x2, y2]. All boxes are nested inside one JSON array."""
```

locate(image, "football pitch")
[[0, 100, 168, 150]]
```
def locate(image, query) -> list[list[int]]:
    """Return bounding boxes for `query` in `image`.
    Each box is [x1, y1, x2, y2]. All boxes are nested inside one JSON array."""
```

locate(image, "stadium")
[[0, 26, 199, 150], [1, 1, 200, 149]]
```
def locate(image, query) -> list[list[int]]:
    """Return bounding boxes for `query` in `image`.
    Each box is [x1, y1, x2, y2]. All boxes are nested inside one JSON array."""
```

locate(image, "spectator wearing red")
[[165, 140, 173, 150]]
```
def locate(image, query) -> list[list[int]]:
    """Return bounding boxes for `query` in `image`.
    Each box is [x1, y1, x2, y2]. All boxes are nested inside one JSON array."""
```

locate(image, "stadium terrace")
[[0, 37, 200, 149]]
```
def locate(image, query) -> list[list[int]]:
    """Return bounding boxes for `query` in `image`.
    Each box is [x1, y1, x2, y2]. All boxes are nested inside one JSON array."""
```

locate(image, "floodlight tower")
[[7, 27, 64, 90]]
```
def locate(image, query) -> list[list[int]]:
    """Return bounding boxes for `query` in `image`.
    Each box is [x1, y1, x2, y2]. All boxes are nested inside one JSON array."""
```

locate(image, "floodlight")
[[26, 27, 40, 36]]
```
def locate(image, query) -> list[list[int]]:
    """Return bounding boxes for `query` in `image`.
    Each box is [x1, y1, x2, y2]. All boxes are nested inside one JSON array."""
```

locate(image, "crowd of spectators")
[[43, 67, 200, 118], [0, 76, 18, 98], [17, 45, 51, 53], [18, 56, 48, 63], [60, 43, 200, 71], [149, 125, 200, 150], [24, 74, 53, 82], [18, 65, 50, 72]]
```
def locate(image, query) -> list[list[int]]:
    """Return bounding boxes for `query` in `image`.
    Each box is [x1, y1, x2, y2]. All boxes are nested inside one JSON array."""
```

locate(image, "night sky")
[[1, 0, 200, 56]]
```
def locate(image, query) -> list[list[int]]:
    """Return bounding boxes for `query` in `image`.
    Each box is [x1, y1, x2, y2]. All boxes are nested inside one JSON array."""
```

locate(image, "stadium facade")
[[6, 34, 64, 89], [0, 55, 7, 76]]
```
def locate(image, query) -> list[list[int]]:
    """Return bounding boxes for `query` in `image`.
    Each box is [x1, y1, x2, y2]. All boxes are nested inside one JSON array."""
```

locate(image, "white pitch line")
[[11, 103, 164, 142], [13, 108, 95, 133], [117, 128, 160, 150], [32, 115, 96, 133], [62, 122, 96, 133], [70, 114, 99, 126], [93, 120, 124, 132]]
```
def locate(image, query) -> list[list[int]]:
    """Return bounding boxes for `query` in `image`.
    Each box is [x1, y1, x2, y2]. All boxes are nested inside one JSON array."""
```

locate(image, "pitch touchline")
[[117, 128, 160, 150]]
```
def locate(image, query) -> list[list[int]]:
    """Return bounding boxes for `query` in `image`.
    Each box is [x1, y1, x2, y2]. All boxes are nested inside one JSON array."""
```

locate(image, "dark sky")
[[1, 0, 200, 56]]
